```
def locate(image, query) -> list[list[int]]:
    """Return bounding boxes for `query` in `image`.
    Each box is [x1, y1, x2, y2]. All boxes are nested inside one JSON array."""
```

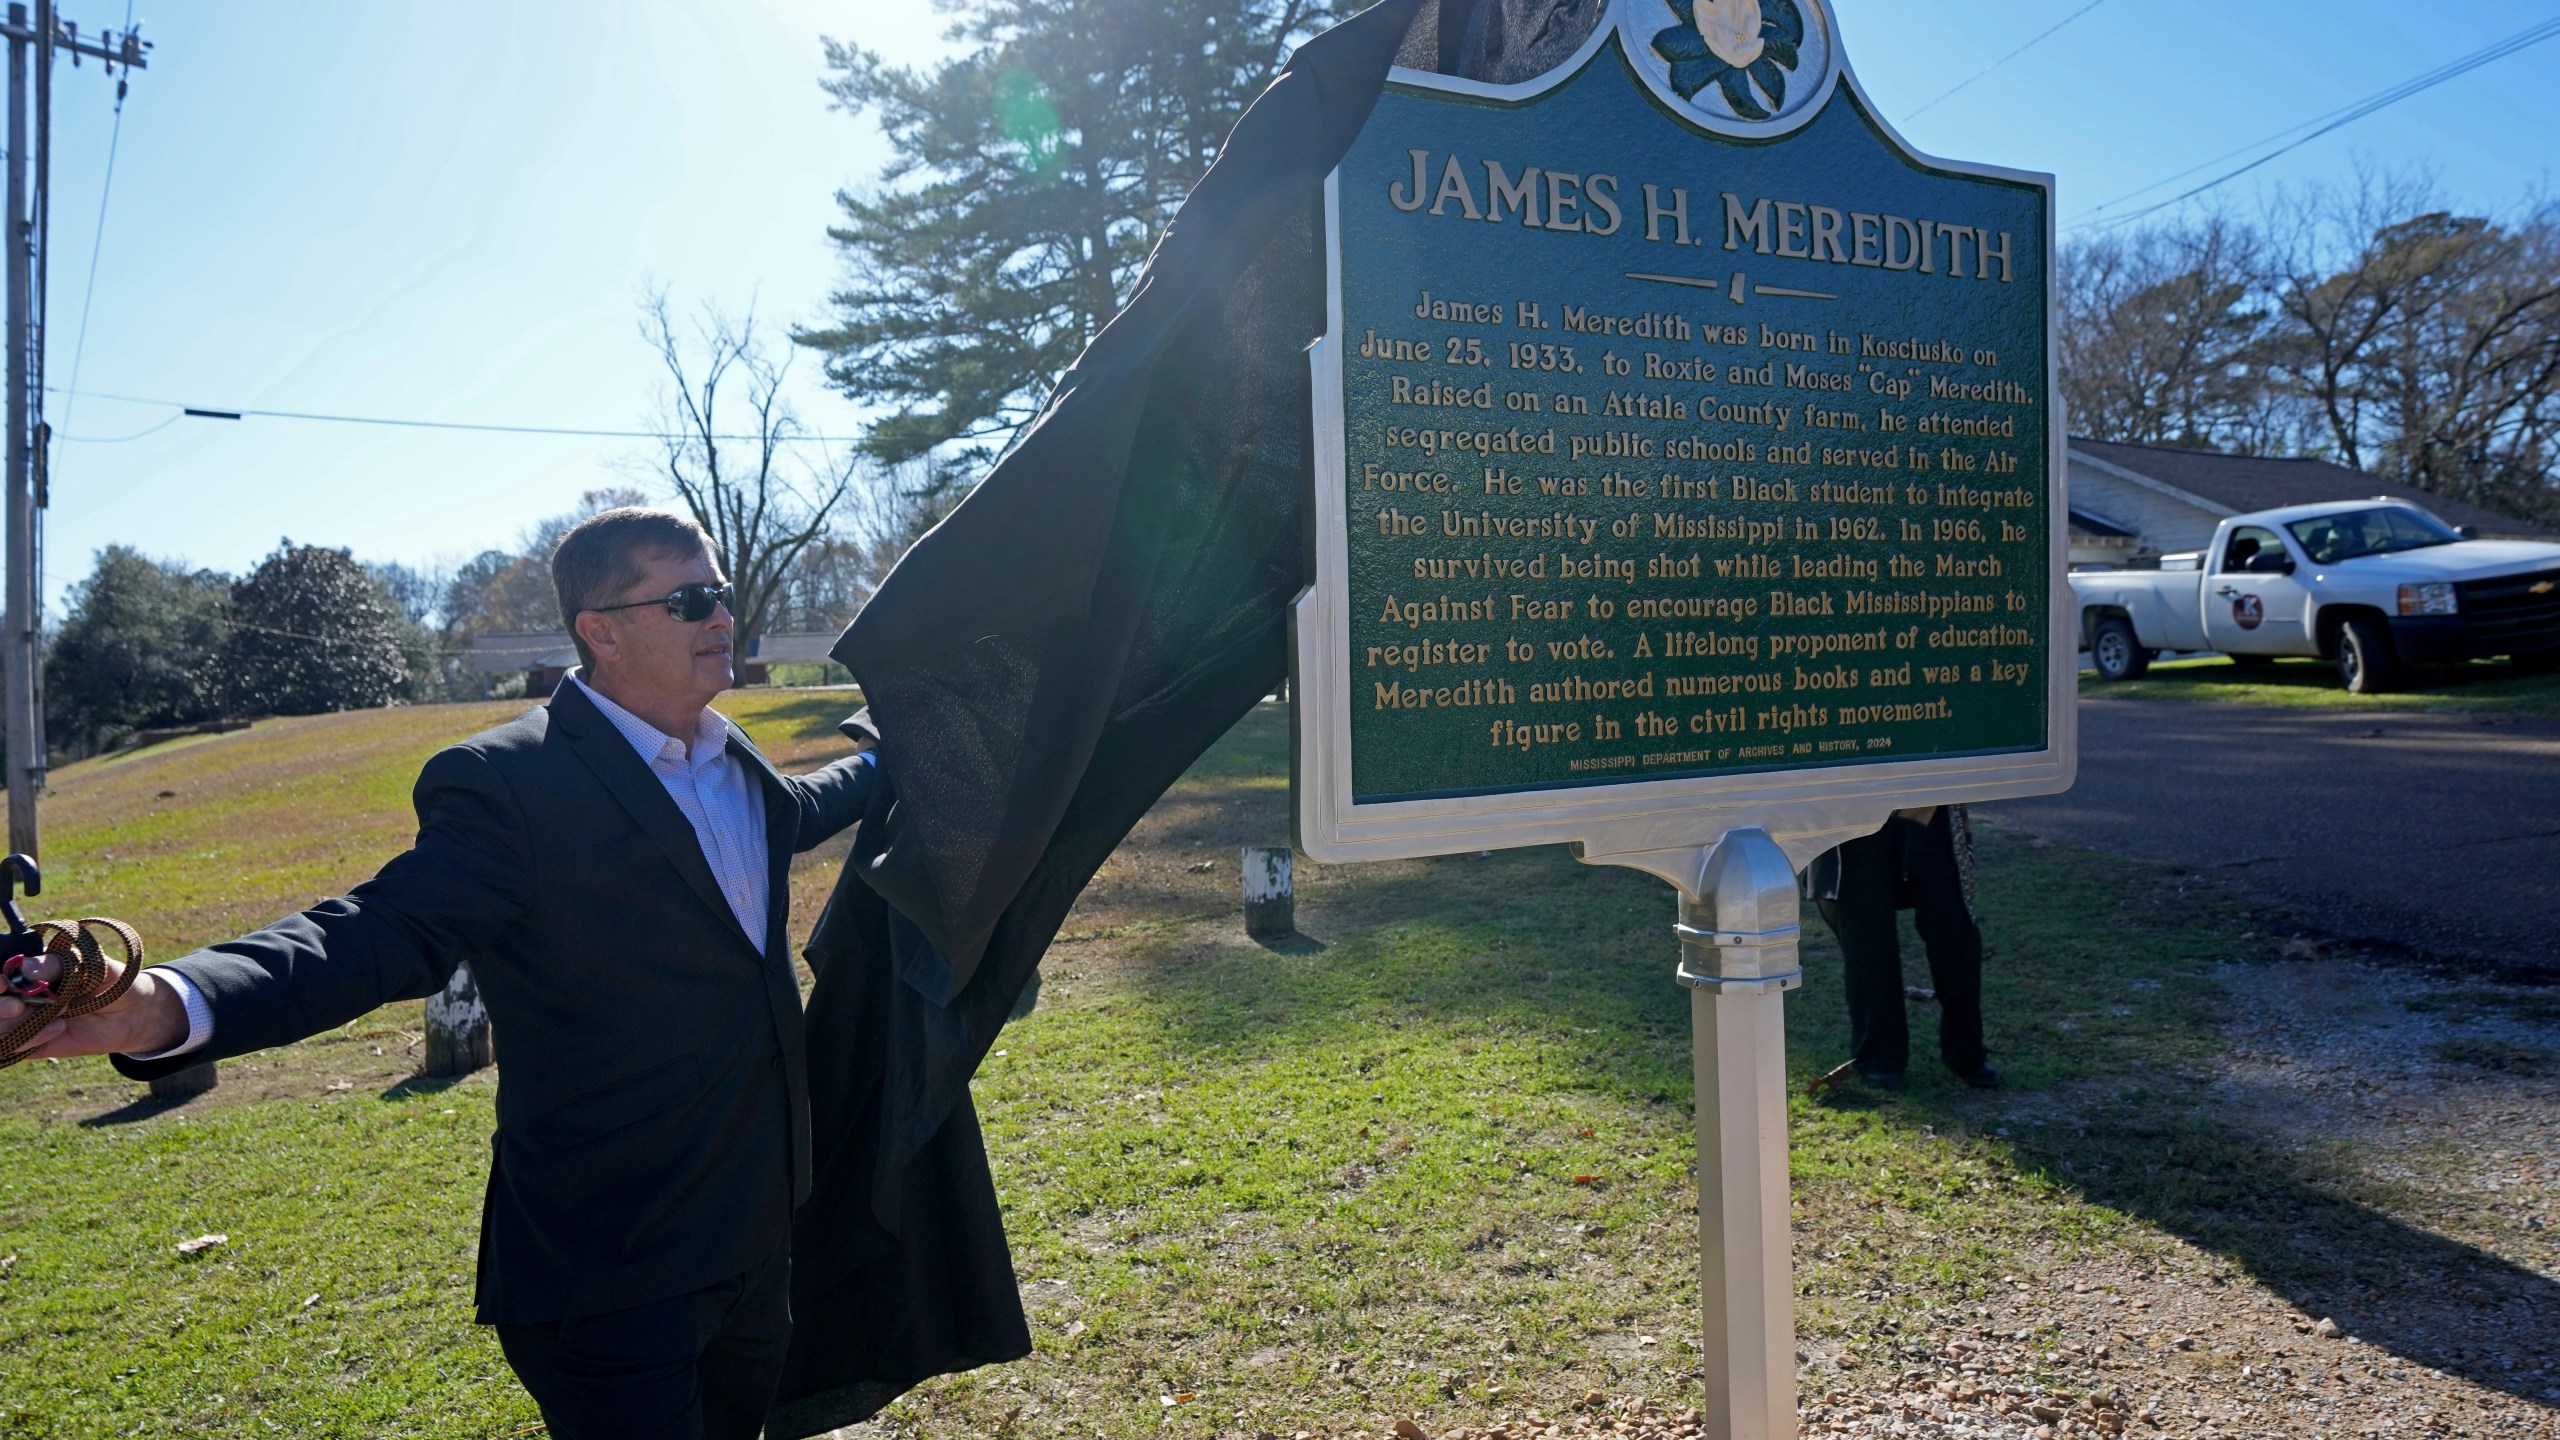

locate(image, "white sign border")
[[1292, 0, 2075, 887]]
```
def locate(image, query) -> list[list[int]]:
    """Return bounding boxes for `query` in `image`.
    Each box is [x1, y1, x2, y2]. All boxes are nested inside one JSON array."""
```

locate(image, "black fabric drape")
[[769, 2, 1617, 1432]]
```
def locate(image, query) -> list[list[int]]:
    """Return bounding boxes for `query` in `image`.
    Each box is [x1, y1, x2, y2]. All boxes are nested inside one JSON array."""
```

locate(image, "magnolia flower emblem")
[[1652, 0, 1805, 120], [1694, 0, 1765, 66]]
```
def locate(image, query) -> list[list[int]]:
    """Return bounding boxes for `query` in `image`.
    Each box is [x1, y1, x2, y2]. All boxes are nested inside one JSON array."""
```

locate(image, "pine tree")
[[796, 0, 1358, 488]]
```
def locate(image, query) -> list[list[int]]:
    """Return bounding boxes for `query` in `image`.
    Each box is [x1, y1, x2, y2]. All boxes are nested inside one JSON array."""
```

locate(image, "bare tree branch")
[[640, 289, 860, 656]]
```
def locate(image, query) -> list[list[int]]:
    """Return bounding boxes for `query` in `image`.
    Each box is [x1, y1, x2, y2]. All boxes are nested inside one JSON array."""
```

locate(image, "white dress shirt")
[[569, 673, 771, 954], [128, 673, 773, 1062]]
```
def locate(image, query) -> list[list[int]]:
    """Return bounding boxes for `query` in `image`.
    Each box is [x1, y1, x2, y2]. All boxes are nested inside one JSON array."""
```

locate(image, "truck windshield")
[[2284, 507, 2459, 564]]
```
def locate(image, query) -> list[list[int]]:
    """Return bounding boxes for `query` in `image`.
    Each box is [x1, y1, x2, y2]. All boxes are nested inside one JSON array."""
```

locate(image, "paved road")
[[1982, 698, 2560, 970]]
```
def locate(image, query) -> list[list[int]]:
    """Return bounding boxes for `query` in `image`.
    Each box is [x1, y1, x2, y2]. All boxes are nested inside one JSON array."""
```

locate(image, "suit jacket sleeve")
[[112, 744, 537, 1082], [783, 752, 878, 854]]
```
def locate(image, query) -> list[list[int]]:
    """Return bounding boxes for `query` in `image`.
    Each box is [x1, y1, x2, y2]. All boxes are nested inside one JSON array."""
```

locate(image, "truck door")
[[2200, 525, 2312, 655]]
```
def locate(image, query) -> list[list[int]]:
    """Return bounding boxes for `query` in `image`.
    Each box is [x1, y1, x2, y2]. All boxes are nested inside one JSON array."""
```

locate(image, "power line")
[[47, 0, 131, 487], [46, 385, 865, 444], [2072, 13, 2560, 225], [223, 616, 545, 659], [58, 411, 172, 442], [1902, 0, 2112, 122], [2065, 13, 2560, 234]]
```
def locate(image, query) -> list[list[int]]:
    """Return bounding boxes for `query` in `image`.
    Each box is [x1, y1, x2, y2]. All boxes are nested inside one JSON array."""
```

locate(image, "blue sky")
[[35, 0, 2560, 609]]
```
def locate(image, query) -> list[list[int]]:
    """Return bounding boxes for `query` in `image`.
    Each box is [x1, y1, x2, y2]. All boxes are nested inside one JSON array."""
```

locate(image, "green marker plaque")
[[1294, 0, 2073, 873]]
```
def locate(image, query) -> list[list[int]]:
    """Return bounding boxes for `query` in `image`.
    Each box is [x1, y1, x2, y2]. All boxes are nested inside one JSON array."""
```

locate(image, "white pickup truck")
[[2069, 499, 2560, 692]]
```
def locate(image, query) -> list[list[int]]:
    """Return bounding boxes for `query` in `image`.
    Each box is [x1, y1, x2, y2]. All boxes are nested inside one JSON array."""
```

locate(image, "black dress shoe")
[[1856, 1067, 1905, 1090], [1957, 1063, 2004, 1090]]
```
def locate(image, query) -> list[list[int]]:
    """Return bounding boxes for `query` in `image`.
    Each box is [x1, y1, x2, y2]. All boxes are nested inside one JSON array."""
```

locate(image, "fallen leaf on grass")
[[1805, 1060, 1859, 1097], [1395, 1421, 1430, 1439], [0, 1254, 15, 1273], [175, 1234, 227, 1256], [1572, 1175, 1599, 1186], [1577, 1127, 1595, 1137], [1185, 860, 1218, 873]]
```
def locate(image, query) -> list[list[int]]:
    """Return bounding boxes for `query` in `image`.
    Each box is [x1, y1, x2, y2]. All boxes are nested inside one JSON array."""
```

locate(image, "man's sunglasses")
[[585, 582, 734, 623]]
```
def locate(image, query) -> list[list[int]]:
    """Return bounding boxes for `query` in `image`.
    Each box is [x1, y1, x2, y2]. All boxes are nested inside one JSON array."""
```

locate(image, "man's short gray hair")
[[552, 508, 714, 668]]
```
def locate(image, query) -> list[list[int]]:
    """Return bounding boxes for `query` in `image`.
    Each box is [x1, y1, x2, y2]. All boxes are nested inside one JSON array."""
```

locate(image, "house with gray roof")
[[2065, 438, 2553, 567], [458, 630, 850, 698], [460, 632, 581, 698]]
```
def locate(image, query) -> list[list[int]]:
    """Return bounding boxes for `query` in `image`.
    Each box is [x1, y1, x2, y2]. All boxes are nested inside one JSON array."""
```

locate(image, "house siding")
[[2065, 458, 2226, 561]]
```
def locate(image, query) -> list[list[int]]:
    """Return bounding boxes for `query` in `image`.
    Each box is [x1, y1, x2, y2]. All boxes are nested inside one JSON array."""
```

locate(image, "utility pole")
[[0, 1, 145, 859]]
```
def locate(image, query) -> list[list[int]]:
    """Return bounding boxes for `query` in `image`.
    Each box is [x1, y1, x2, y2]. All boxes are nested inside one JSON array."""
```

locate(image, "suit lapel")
[[728, 727, 800, 953], [726, 725, 817, 1202], [551, 682, 753, 949]]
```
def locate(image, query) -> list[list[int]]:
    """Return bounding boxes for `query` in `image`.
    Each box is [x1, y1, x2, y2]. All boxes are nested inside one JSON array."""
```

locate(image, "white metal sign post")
[[1679, 829, 1804, 1433], [1292, 3, 2072, 1434]]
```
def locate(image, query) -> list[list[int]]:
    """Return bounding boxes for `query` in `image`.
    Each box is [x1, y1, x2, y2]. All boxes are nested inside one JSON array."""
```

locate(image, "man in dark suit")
[[0, 508, 878, 1440]]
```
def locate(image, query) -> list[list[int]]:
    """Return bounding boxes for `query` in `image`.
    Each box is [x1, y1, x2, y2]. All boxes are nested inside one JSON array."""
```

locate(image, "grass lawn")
[[2079, 653, 2560, 716], [3, 696, 2553, 1438]]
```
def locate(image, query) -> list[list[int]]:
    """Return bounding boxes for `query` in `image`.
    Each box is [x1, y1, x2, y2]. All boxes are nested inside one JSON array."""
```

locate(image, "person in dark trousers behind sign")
[[1804, 805, 2002, 1090]]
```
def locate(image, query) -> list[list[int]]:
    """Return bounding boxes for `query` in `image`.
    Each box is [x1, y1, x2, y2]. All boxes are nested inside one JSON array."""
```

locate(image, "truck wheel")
[[2091, 617, 2149, 681], [2338, 615, 2407, 694]]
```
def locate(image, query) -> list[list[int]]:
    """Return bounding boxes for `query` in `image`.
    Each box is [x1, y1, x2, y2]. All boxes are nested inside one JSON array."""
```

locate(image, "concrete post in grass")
[[1242, 846, 1293, 938], [425, 961, 493, 1077]]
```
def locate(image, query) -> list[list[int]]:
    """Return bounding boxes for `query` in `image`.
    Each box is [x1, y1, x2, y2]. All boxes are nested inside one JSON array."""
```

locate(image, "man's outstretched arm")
[[0, 744, 536, 1074], [786, 739, 880, 854]]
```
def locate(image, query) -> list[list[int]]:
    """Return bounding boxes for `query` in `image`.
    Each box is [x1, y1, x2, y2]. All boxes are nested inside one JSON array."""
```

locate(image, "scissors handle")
[[0, 853, 40, 959]]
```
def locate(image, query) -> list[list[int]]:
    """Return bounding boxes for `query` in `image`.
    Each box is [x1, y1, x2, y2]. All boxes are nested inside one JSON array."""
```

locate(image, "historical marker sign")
[[1296, 0, 2072, 875]]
